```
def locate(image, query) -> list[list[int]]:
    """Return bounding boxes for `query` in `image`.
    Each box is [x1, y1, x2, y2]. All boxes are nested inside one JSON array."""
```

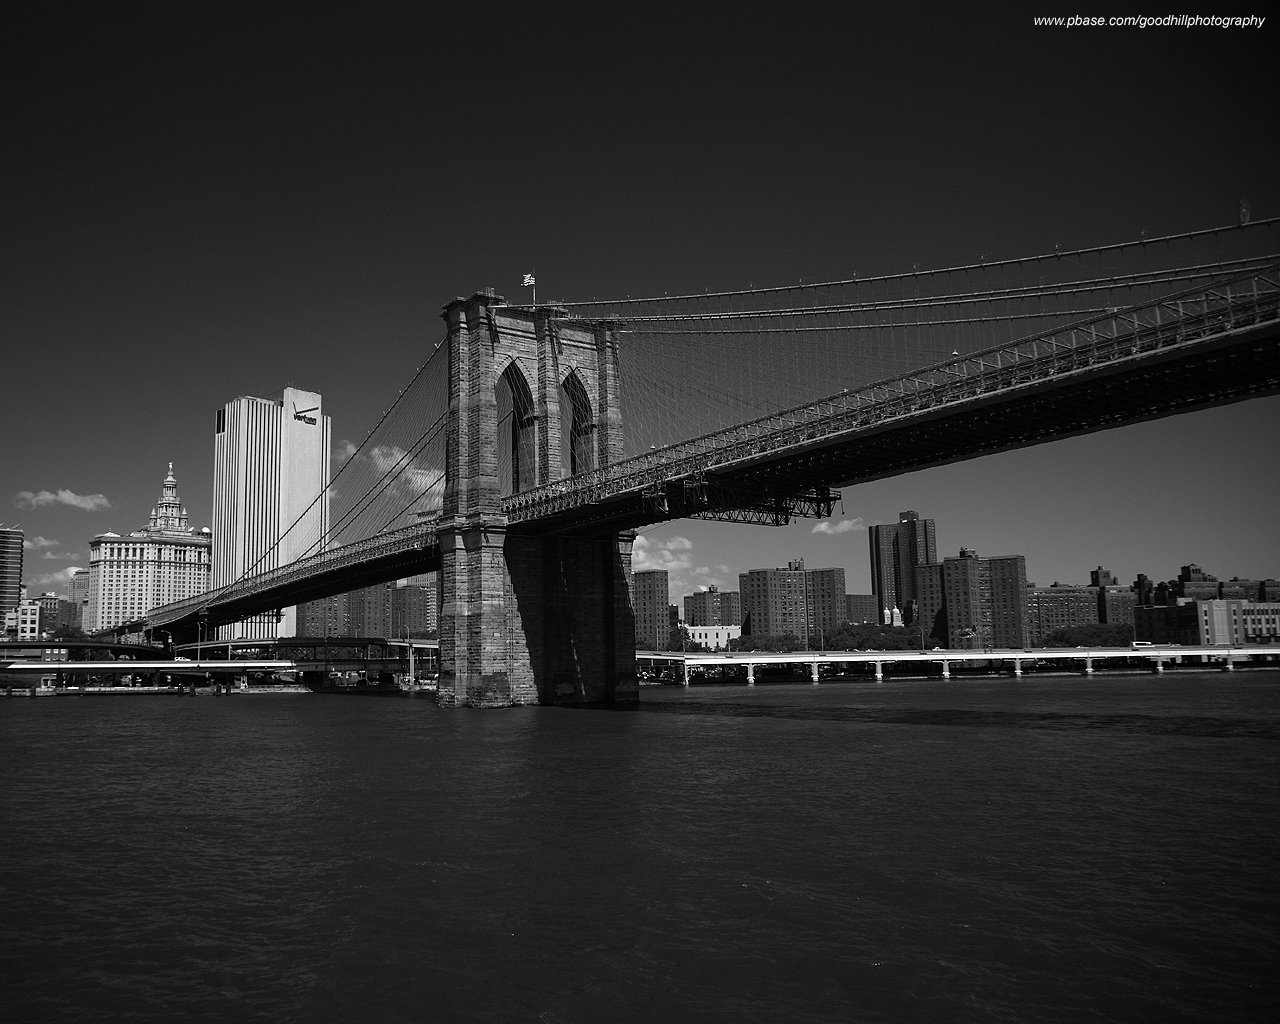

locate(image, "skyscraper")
[[298, 573, 439, 639], [1024, 584, 1098, 646], [804, 567, 846, 642], [739, 560, 808, 638], [631, 569, 669, 650], [68, 568, 90, 629], [86, 465, 212, 632], [683, 586, 741, 627], [394, 573, 439, 638], [0, 526, 22, 614], [868, 510, 936, 625], [845, 594, 878, 624], [916, 548, 1027, 649], [213, 387, 331, 639]]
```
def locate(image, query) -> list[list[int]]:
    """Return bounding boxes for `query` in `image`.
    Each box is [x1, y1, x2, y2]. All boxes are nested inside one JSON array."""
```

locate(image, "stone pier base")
[[437, 523, 638, 707]]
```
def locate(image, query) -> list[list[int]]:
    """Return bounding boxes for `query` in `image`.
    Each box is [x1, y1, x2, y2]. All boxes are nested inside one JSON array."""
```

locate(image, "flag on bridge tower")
[[522, 272, 536, 304]]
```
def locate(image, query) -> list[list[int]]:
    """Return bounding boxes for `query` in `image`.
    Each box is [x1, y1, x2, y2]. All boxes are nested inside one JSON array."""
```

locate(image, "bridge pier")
[[435, 290, 638, 708], [874, 661, 883, 681], [811, 661, 820, 685], [941, 660, 950, 679], [746, 663, 755, 687], [437, 523, 639, 708]]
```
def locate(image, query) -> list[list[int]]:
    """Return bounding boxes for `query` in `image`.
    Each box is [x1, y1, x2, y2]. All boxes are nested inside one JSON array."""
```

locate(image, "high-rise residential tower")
[[739, 560, 809, 638], [868, 510, 936, 625], [631, 569, 670, 650], [916, 548, 1027, 649], [804, 567, 847, 643], [0, 526, 22, 614], [213, 387, 331, 639], [683, 586, 741, 627]]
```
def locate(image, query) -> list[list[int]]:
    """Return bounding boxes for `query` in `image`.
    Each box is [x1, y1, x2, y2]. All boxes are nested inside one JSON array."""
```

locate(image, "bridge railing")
[[503, 263, 1280, 522], [146, 518, 440, 627]]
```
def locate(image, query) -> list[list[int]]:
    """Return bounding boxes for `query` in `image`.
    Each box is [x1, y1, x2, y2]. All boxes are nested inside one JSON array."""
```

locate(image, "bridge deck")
[[139, 263, 1280, 636]]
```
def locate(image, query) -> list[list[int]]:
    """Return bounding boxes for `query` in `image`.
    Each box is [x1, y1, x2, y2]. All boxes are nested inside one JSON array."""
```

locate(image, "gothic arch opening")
[[496, 362, 536, 496], [558, 371, 595, 478]]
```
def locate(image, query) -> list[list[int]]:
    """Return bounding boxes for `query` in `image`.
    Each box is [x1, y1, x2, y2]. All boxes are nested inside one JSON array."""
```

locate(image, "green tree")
[[667, 625, 707, 652], [823, 623, 921, 651], [729, 633, 803, 652], [1042, 622, 1135, 647]]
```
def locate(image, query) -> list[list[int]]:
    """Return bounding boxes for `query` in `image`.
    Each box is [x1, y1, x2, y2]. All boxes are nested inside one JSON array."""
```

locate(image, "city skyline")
[[4, 8, 1277, 601]]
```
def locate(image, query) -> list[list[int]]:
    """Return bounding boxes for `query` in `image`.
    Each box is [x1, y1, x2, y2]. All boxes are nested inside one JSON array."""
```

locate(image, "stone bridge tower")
[[436, 291, 639, 707]]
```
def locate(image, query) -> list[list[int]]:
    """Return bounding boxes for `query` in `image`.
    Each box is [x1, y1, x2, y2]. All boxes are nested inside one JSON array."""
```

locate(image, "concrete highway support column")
[[941, 660, 951, 679], [436, 290, 638, 707], [1013, 659, 1023, 677], [1084, 657, 1094, 675], [811, 661, 820, 684], [746, 663, 755, 686], [874, 661, 883, 681]]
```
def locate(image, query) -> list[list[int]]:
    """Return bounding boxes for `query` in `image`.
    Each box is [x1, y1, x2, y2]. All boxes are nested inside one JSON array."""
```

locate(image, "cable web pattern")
[[229, 339, 449, 592], [552, 220, 1278, 455], [249, 221, 1280, 571], [326, 341, 450, 545], [141, 220, 1280, 628]]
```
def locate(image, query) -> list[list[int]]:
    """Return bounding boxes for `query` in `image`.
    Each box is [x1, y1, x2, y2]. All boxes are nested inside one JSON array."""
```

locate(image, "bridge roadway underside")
[[161, 547, 441, 644], [528, 322, 1280, 536]]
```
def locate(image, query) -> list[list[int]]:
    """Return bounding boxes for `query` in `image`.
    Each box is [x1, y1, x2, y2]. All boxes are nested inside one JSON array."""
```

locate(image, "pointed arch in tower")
[[558, 370, 596, 478], [496, 361, 537, 496]]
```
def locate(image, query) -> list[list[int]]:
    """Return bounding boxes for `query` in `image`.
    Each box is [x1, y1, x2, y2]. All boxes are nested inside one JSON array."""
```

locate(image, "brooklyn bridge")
[[125, 220, 1280, 706]]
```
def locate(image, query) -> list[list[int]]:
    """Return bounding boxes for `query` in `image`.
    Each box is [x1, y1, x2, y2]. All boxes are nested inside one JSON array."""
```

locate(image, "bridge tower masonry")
[[436, 291, 638, 707]]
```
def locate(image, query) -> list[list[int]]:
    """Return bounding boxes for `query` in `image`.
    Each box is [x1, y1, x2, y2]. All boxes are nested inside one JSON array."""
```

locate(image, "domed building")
[[86, 465, 212, 632]]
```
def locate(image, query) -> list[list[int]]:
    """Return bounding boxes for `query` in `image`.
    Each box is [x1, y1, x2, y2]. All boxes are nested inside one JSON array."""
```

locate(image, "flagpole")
[[533, 270, 536, 306]]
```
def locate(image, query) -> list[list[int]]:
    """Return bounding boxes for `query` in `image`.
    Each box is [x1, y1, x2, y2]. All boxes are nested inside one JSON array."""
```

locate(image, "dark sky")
[[3, 3, 1277, 599]]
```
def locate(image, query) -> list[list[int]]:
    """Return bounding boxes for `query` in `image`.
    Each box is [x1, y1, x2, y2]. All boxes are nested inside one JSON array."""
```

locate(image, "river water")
[[2, 672, 1277, 1023]]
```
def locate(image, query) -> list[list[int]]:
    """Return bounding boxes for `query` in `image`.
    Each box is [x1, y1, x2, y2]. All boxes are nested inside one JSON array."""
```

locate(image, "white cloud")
[[632, 535, 732, 607], [43, 550, 83, 560], [365, 444, 445, 510], [334, 439, 359, 465], [15, 489, 111, 511], [31, 566, 85, 587], [23, 536, 59, 550], [632, 534, 694, 573], [811, 516, 865, 535]]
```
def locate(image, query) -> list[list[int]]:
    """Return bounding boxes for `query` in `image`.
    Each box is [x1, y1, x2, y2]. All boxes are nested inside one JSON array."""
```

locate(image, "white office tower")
[[213, 387, 331, 639]]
